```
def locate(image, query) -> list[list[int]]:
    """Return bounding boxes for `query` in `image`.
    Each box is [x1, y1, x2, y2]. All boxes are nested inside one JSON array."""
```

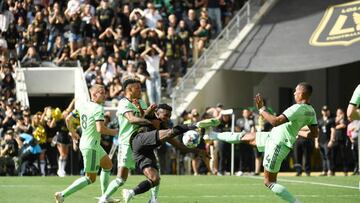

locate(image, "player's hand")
[[255, 93, 264, 110]]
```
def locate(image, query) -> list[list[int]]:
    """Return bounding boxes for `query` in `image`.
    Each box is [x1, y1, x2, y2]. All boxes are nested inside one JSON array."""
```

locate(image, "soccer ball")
[[182, 130, 201, 148]]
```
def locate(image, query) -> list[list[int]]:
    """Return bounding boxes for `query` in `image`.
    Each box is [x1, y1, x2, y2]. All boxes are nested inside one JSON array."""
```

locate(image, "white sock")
[[40, 160, 46, 175]]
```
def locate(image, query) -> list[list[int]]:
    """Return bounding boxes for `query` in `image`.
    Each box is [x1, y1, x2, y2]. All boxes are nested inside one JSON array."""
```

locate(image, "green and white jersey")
[[350, 84, 360, 107], [117, 98, 148, 145], [76, 101, 105, 150], [271, 104, 317, 148]]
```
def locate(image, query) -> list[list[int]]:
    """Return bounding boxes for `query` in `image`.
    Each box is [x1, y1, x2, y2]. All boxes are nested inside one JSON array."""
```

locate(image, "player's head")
[[90, 84, 106, 104], [123, 78, 141, 99], [156, 103, 172, 122], [294, 82, 312, 102]]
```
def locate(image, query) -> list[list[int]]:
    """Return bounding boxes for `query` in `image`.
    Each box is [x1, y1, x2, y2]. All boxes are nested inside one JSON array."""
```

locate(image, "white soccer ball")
[[182, 130, 201, 148]]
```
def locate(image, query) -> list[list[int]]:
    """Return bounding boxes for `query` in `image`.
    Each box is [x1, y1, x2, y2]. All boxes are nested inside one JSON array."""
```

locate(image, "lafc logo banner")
[[310, 0, 360, 46]]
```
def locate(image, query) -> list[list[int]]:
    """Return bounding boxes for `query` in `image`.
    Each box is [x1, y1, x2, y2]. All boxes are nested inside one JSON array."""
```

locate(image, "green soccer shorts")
[[81, 146, 107, 173], [256, 132, 291, 173], [117, 144, 135, 169]]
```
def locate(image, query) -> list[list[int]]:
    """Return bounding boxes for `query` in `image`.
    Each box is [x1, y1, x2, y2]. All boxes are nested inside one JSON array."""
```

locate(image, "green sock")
[[104, 178, 124, 197], [62, 176, 92, 197], [100, 169, 111, 194], [196, 118, 221, 128], [268, 183, 296, 203], [150, 185, 159, 200], [210, 131, 245, 144]]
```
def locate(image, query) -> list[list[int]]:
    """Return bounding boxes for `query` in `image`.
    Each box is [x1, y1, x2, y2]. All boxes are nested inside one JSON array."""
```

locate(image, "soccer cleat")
[[122, 189, 134, 203], [196, 118, 221, 128], [54, 192, 64, 203], [98, 196, 120, 203], [147, 197, 158, 203]]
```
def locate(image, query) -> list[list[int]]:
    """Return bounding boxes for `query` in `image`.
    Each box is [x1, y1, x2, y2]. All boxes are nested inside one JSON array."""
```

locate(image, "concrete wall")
[[187, 64, 359, 116]]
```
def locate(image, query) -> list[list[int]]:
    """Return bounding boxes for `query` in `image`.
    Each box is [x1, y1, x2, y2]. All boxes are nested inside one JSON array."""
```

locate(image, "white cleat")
[[294, 199, 301, 203], [122, 189, 134, 203], [148, 197, 158, 203], [54, 192, 64, 203], [98, 196, 119, 203]]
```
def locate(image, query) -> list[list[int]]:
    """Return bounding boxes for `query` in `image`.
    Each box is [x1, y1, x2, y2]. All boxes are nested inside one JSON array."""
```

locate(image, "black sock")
[[133, 180, 153, 195], [172, 124, 197, 136]]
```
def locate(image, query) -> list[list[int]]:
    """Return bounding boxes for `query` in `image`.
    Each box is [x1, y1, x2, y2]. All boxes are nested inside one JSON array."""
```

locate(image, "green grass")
[[0, 175, 359, 203]]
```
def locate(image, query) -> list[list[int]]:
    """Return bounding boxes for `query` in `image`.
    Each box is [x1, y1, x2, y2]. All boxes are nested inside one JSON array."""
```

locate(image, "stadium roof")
[[223, 0, 360, 72]]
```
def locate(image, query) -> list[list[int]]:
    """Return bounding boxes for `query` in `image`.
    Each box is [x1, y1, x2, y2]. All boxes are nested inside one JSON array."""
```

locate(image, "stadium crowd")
[[0, 0, 358, 178], [0, 0, 241, 105]]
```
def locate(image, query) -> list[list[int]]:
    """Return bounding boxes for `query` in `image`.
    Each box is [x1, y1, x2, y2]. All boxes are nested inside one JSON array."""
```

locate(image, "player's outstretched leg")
[[204, 131, 246, 144], [196, 118, 221, 128], [99, 177, 124, 203], [54, 176, 92, 202]]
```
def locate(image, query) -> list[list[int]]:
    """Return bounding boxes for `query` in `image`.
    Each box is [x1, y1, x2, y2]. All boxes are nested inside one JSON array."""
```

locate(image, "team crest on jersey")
[[309, 0, 360, 46]]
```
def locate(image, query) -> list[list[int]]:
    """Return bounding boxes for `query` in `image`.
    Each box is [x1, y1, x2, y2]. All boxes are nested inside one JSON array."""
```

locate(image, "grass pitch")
[[0, 174, 359, 203]]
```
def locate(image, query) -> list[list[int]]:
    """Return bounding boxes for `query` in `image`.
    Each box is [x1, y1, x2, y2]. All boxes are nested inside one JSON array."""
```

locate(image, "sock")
[[209, 131, 245, 144], [150, 185, 159, 200], [40, 160, 46, 175], [268, 182, 296, 203], [62, 176, 92, 197], [196, 118, 221, 128], [61, 158, 67, 173], [133, 180, 153, 195], [103, 177, 125, 198], [172, 124, 197, 136], [100, 168, 111, 194]]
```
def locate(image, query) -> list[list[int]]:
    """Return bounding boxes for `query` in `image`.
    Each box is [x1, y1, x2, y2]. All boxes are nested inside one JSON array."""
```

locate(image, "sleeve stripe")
[[310, 124, 318, 126], [349, 103, 359, 107], [95, 119, 105, 122], [281, 114, 289, 122]]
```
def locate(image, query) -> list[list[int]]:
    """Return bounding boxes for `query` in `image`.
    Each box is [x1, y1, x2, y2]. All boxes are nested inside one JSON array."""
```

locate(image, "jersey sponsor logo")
[[310, 0, 360, 46]]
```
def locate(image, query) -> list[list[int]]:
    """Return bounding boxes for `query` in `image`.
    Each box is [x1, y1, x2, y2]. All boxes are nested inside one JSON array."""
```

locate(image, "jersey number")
[[81, 115, 88, 129]]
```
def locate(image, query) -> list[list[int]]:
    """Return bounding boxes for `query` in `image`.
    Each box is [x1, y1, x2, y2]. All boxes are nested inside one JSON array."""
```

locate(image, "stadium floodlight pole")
[[221, 109, 235, 175]]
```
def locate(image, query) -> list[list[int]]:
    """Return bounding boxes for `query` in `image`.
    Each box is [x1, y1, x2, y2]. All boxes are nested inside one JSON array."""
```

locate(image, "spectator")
[[80, 3, 97, 41], [130, 17, 146, 51], [235, 108, 257, 176], [177, 20, 190, 75], [108, 76, 123, 102], [47, 2, 65, 54], [332, 108, 349, 176], [95, 0, 115, 33], [100, 54, 122, 86], [15, 16, 26, 58], [294, 131, 314, 176], [144, 2, 162, 29], [316, 106, 335, 176], [21, 46, 40, 67], [206, 0, 223, 35], [141, 44, 164, 105], [17, 132, 41, 176], [164, 26, 186, 97], [32, 11, 47, 53], [64, 9, 82, 55], [193, 17, 211, 61], [213, 113, 232, 175], [0, 129, 19, 176]]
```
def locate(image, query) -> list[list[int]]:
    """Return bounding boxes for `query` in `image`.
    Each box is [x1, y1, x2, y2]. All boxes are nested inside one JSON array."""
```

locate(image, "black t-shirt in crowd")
[[335, 118, 347, 142], [318, 117, 335, 144]]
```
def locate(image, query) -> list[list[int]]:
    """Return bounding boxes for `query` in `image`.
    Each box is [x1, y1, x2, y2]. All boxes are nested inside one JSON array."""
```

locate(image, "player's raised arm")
[[123, 111, 152, 126], [255, 94, 288, 127], [347, 84, 360, 120]]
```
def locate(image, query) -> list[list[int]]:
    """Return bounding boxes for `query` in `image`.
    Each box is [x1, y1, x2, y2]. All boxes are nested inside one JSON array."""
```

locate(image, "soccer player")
[[98, 78, 156, 203], [347, 84, 360, 120], [54, 84, 118, 203], [111, 79, 207, 203], [204, 82, 319, 203]]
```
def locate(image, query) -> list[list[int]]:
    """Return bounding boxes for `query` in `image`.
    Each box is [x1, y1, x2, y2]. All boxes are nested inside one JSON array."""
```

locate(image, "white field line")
[[245, 176, 359, 190]]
